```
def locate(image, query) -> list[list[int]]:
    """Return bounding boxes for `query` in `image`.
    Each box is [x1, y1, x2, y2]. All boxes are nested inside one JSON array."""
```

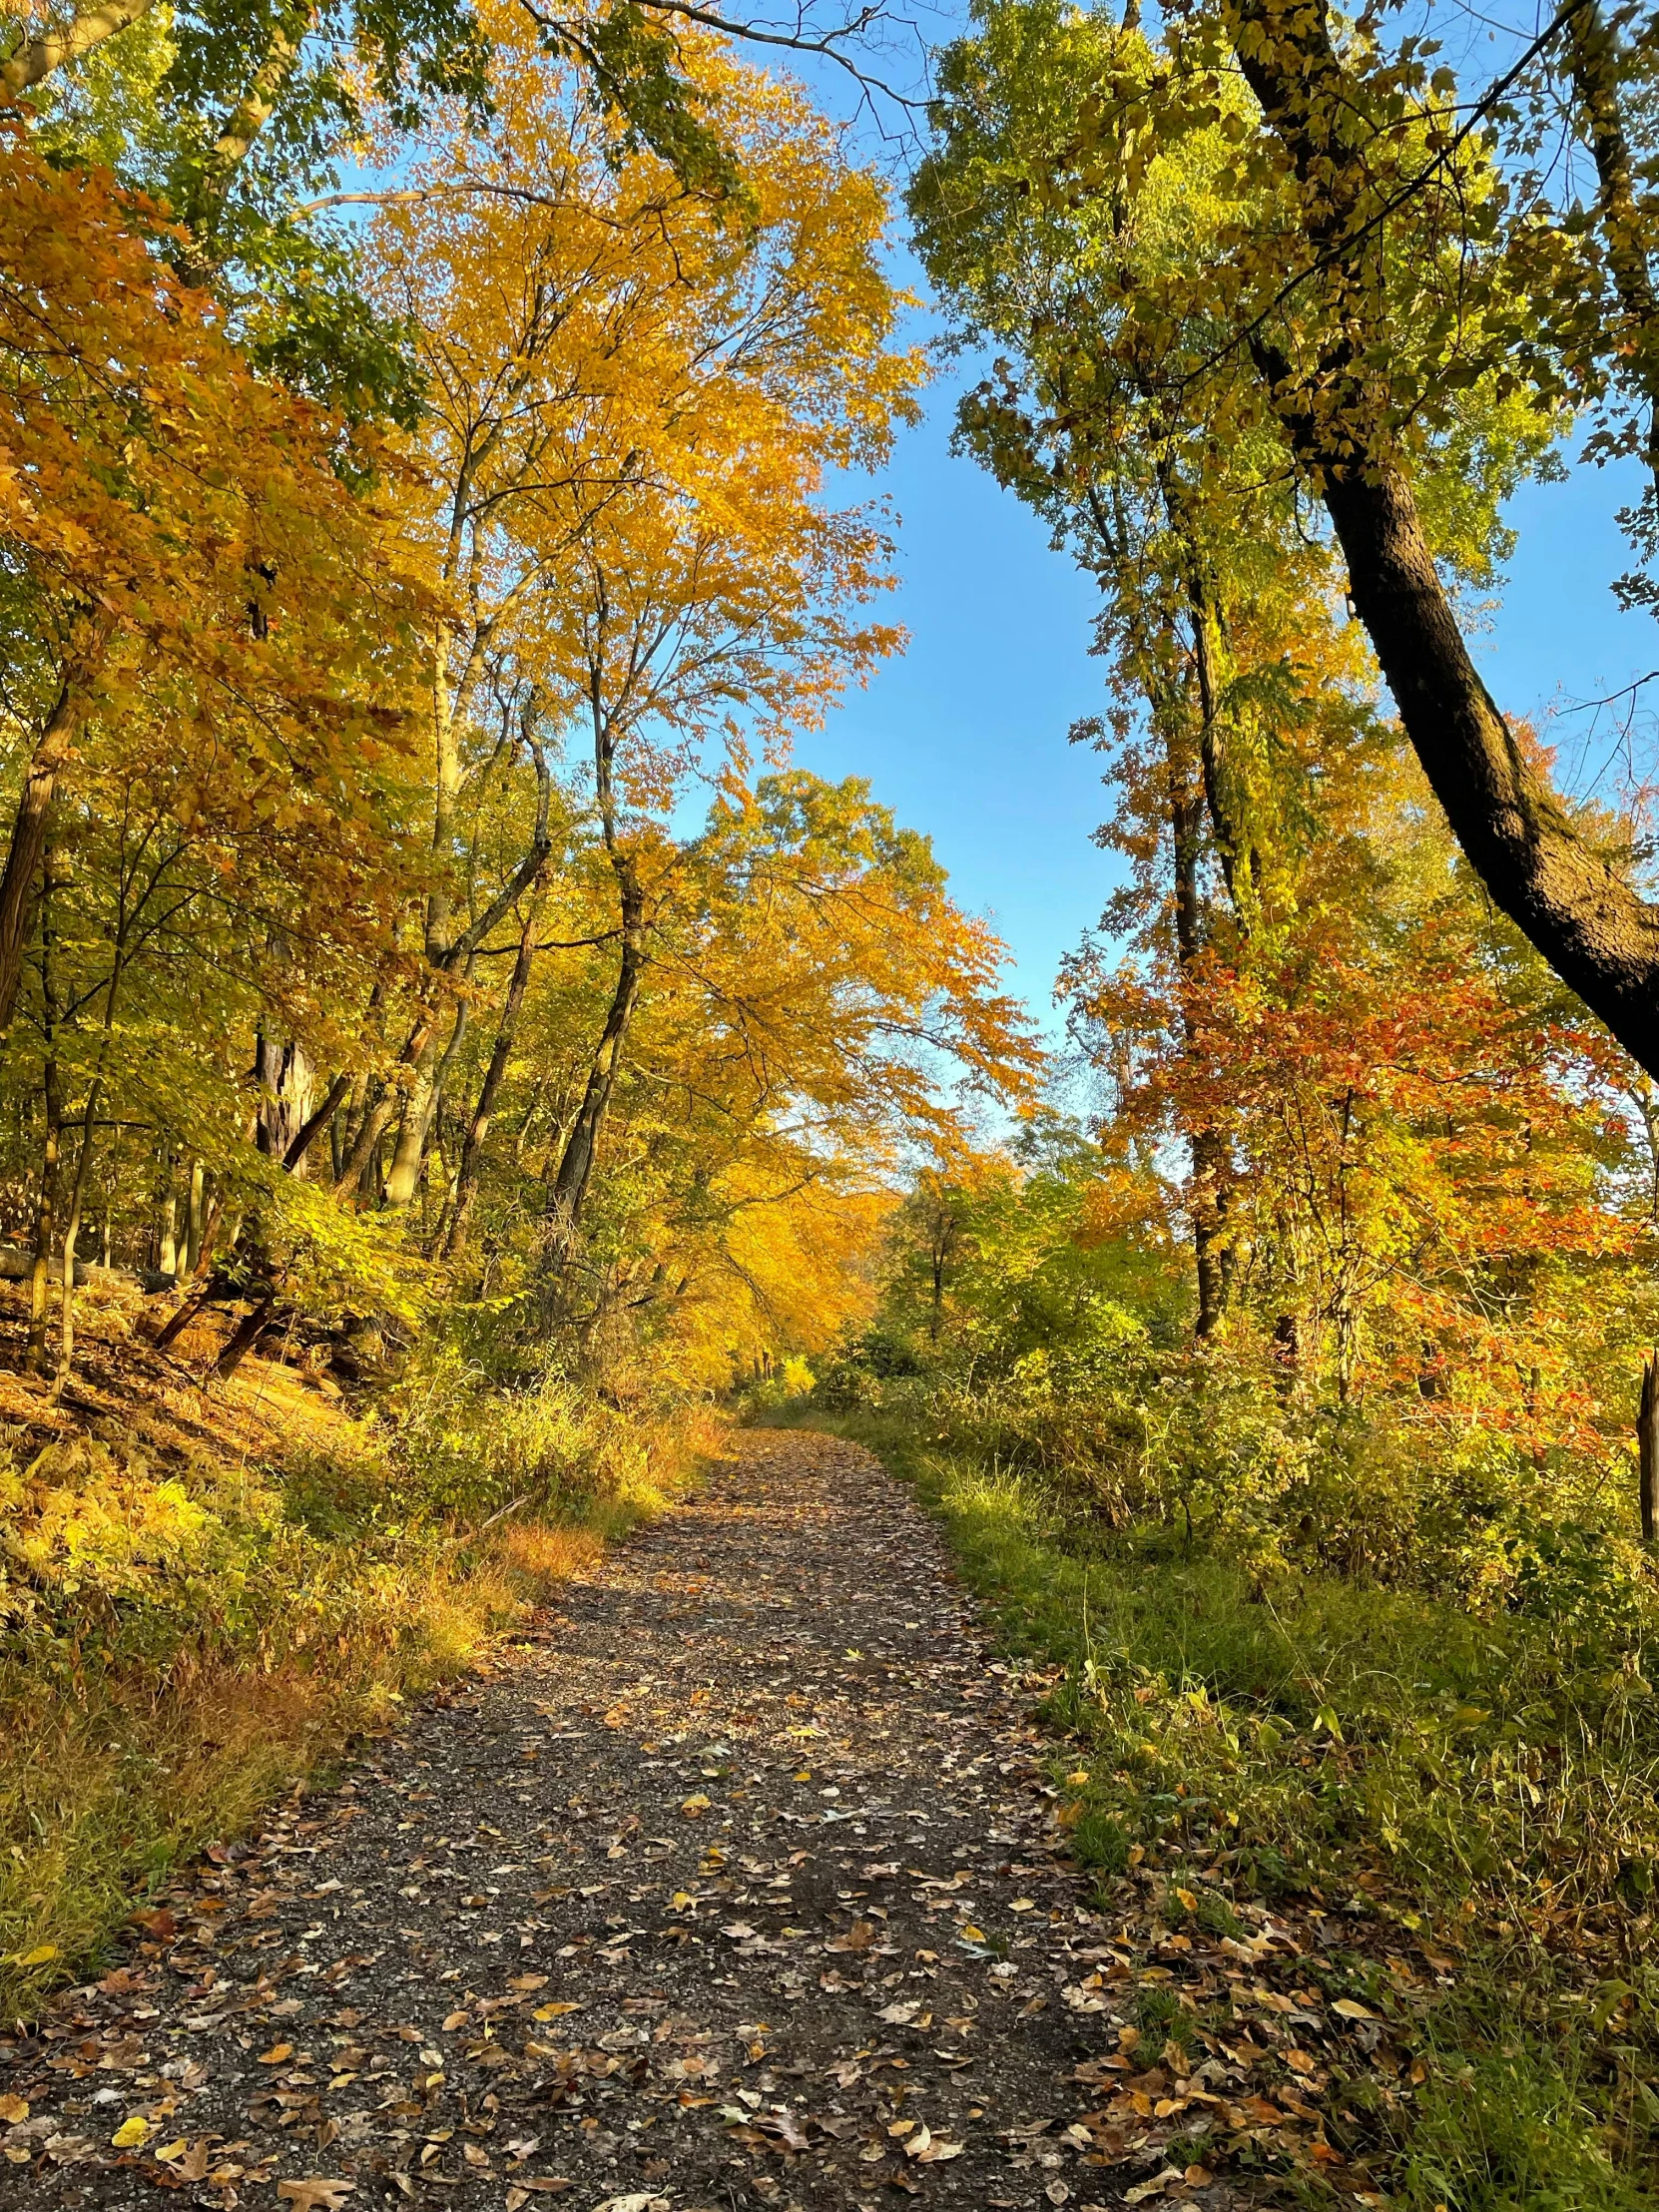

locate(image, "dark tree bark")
[[545, 881, 645, 1259], [283, 1073, 351, 1172], [210, 1282, 277, 1379], [1165, 689, 1233, 1338], [1227, 0, 1659, 1082], [444, 889, 544, 1261], [545, 673, 645, 1267]]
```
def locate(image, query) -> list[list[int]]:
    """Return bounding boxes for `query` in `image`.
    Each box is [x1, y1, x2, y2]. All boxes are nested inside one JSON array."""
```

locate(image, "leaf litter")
[[0, 1429, 1432, 2209]]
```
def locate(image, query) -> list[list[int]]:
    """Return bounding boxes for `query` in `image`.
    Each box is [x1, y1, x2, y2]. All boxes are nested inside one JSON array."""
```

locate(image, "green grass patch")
[[773, 1404, 1659, 2210]]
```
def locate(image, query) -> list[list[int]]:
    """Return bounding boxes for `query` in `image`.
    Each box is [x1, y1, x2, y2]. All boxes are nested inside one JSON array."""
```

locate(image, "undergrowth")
[[0, 1349, 709, 2021], [771, 1401, 1659, 2212]]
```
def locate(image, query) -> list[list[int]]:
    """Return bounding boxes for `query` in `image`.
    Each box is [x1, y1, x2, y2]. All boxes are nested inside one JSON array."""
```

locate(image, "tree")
[[0, 131, 430, 1052], [911, 0, 1549, 1333], [356, 20, 923, 1248], [914, 0, 1659, 1082]]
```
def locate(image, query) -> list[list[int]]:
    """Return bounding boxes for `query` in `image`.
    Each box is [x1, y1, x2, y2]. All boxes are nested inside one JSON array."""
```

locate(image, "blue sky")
[[790, 361, 1659, 1035], [765, 3, 1659, 1041]]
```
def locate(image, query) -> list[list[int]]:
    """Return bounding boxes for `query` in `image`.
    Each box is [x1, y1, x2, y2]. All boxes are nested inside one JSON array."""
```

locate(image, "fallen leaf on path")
[[0, 2096, 28, 2124], [276, 2182, 356, 2211], [1124, 2173, 1182, 2205]]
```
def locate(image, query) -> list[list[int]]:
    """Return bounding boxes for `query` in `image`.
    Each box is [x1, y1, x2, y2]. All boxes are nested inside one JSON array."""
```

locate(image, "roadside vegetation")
[[0, 1299, 709, 2021]]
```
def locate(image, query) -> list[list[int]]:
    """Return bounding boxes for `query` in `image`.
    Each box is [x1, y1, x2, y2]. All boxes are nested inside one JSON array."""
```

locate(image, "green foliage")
[[807, 1408, 1659, 2209], [0, 1348, 688, 2015]]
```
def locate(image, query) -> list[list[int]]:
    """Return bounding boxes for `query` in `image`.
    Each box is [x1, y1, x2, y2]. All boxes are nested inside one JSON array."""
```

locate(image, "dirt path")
[[1, 1428, 1343, 2212]]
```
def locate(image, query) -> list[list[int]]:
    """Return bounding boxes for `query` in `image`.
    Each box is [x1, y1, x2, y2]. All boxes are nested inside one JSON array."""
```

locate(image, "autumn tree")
[[350, 17, 923, 1256], [912, 0, 1554, 1337], [911, 0, 1659, 1082]]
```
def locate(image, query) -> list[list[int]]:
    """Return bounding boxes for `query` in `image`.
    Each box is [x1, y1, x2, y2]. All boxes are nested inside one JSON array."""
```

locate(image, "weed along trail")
[[4, 1430, 1410, 2212]]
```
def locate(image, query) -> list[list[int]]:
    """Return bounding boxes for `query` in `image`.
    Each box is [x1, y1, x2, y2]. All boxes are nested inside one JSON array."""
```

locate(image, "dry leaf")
[[276, 2182, 356, 2211], [915, 2136, 965, 2162], [1333, 1997, 1375, 2020], [1124, 2171, 1182, 2205], [110, 2115, 150, 2148], [259, 2042, 294, 2064], [0, 2096, 28, 2125]]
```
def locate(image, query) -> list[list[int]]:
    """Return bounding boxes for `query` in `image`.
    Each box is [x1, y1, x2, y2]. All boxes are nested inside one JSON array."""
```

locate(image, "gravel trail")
[[2, 1427, 1154, 2212]]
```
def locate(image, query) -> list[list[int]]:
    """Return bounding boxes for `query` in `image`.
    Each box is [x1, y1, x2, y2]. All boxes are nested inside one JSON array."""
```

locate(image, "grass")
[[769, 1403, 1659, 2212], [0, 1345, 711, 2022]]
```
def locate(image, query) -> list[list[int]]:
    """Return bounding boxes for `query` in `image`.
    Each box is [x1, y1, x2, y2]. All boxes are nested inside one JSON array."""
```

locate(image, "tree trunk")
[[1161, 647, 1232, 1338], [385, 988, 472, 1209], [185, 1159, 208, 1275], [445, 894, 542, 1260], [332, 1011, 437, 1195], [546, 896, 644, 1261], [254, 1032, 310, 1166], [283, 1072, 350, 1172], [26, 837, 64, 1375], [1230, 0, 1659, 1082], [28, 1056, 60, 1376], [381, 1032, 442, 1209], [54, 1104, 96, 1390], [1318, 448, 1659, 1076], [0, 0, 156, 97], [157, 1148, 179, 1277], [546, 681, 643, 1266], [1640, 1352, 1657, 1544], [0, 676, 96, 1040], [211, 1283, 276, 1380], [153, 1187, 230, 1352]]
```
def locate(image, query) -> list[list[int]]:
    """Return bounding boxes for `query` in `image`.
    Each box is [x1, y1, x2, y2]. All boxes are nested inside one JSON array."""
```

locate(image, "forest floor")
[[0, 1427, 1415, 2212]]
